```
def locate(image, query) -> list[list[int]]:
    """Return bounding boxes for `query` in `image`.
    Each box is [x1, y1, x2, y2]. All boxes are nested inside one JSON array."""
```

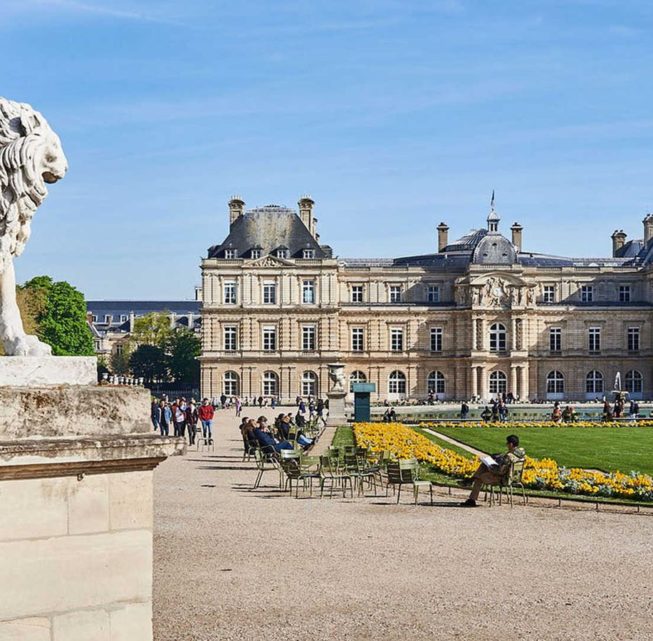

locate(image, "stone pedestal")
[[0, 382, 183, 641], [0, 356, 97, 386], [326, 390, 347, 427]]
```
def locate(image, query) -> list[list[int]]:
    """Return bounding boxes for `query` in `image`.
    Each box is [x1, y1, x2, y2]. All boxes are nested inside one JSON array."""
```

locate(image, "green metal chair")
[[252, 448, 279, 490], [386, 459, 433, 505], [319, 455, 354, 498]]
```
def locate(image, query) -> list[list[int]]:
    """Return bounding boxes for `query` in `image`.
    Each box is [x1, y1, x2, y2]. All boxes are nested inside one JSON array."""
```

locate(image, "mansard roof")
[[208, 204, 331, 259]]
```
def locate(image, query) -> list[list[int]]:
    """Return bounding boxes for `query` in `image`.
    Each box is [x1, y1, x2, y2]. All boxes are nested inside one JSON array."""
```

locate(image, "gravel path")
[[153, 408, 653, 641]]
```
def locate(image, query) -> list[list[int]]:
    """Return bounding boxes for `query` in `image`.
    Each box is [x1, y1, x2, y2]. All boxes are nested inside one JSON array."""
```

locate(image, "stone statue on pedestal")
[[0, 98, 68, 356]]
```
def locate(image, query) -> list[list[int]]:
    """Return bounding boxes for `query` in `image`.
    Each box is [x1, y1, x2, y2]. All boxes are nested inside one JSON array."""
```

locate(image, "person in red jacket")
[[198, 398, 215, 443]]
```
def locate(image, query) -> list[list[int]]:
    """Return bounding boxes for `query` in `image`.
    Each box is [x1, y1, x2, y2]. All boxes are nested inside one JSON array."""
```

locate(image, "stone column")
[[521, 363, 530, 401], [510, 365, 518, 397], [471, 366, 478, 399], [479, 366, 488, 401]]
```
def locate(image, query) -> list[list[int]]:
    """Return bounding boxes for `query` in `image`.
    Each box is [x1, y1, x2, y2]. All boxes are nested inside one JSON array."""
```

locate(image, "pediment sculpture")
[[246, 255, 292, 268]]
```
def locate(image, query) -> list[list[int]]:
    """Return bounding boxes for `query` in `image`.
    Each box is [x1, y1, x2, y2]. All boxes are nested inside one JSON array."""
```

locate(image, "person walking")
[[173, 400, 186, 438], [151, 399, 161, 432], [160, 400, 171, 436], [235, 396, 242, 417], [185, 400, 199, 445], [198, 398, 215, 444]]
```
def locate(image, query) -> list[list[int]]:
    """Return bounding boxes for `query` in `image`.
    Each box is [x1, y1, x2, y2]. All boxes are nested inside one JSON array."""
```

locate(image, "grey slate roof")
[[87, 301, 201, 325], [208, 205, 331, 259]]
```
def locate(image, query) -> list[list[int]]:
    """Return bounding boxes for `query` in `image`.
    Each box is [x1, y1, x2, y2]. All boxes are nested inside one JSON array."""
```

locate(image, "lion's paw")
[[5, 335, 52, 357]]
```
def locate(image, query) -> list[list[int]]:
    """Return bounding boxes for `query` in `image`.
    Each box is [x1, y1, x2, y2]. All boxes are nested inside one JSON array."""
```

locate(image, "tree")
[[21, 276, 94, 356], [167, 328, 200, 385], [131, 312, 173, 348], [109, 349, 131, 376], [129, 344, 169, 382]]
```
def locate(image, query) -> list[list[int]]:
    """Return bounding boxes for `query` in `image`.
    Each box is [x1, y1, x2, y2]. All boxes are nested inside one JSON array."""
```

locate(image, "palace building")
[[200, 196, 653, 402]]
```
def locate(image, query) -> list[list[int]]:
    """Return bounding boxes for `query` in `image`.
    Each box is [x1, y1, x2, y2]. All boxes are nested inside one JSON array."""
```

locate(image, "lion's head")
[[0, 98, 67, 260]]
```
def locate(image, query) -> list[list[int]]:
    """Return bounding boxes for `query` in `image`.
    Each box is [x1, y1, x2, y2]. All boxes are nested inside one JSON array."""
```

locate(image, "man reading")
[[461, 434, 525, 507]]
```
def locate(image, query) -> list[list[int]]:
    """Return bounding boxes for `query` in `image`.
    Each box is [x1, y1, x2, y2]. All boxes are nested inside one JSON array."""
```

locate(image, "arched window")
[[388, 370, 406, 395], [302, 371, 318, 397], [546, 371, 564, 394], [489, 371, 507, 394], [489, 323, 507, 352], [223, 371, 240, 396], [586, 370, 603, 394], [262, 371, 278, 396], [625, 370, 643, 393], [349, 370, 367, 392], [427, 371, 445, 395]]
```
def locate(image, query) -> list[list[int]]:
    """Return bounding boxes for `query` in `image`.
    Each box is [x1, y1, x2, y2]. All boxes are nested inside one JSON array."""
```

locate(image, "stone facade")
[[200, 198, 653, 402]]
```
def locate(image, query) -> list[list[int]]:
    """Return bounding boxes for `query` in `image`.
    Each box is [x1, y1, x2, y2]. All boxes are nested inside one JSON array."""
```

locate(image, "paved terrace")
[[153, 406, 653, 641]]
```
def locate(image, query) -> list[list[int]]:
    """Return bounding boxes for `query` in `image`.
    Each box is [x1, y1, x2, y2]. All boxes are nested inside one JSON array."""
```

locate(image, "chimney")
[[437, 222, 449, 252], [644, 215, 653, 245], [511, 222, 523, 252], [611, 229, 627, 257], [228, 196, 245, 226], [298, 196, 316, 238]]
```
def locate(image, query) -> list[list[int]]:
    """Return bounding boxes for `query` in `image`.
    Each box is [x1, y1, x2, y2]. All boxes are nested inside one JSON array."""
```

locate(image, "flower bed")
[[418, 420, 653, 429], [354, 422, 653, 502]]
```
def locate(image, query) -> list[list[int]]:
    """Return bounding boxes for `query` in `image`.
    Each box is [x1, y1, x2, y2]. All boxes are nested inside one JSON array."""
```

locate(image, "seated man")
[[279, 414, 313, 450], [253, 416, 293, 453], [461, 434, 526, 507]]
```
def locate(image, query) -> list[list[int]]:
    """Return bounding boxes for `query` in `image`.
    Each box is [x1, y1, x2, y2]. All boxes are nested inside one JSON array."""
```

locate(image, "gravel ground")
[[153, 407, 653, 641]]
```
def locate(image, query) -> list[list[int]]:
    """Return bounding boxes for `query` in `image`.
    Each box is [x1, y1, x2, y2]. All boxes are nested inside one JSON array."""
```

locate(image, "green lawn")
[[433, 426, 653, 475], [413, 427, 475, 459], [331, 425, 355, 449]]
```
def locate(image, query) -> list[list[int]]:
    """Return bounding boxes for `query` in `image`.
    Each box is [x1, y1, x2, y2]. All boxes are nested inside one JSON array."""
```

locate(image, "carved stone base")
[[0, 356, 97, 387]]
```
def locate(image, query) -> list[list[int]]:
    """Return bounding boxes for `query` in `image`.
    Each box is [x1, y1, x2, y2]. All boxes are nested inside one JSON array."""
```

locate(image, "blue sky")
[[2, 0, 653, 299]]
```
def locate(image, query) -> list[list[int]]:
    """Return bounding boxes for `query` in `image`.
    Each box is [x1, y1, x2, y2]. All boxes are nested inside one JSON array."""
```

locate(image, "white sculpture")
[[0, 98, 67, 355], [327, 363, 346, 393]]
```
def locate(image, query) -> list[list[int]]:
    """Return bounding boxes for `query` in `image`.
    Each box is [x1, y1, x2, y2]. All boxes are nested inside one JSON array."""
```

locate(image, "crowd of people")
[[239, 412, 316, 455], [151, 397, 215, 445]]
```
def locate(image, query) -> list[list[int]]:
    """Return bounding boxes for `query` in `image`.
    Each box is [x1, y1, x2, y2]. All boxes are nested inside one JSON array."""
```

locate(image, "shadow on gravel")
[[198, 465, 254, 471], [368, 500, 464, 508]]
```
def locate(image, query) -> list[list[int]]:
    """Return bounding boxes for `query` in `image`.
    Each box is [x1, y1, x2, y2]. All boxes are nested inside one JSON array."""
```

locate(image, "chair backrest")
[[509, 458, 525, 483], [280, 450, 300, 460]]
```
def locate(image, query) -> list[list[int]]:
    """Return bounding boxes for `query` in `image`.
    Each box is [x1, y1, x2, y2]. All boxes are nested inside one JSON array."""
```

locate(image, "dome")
[[472, 234, 516, 265]]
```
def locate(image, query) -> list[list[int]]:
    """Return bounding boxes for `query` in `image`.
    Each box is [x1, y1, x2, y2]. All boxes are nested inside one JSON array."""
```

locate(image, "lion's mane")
[[0, 99, 59, 268]]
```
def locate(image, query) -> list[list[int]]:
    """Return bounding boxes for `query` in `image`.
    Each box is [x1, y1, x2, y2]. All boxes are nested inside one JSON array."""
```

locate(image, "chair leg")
[[396, 484, 401, 504]]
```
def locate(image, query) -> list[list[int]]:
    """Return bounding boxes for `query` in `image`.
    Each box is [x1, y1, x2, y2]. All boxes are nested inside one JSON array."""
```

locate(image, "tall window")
[[625, 370, 643, 394], [262, 326, 276, 351], [224, 249, 238, 259], [262, 371, 278, 396], [546, 371, 564, 394], [262, 282, 276, 304], [430, 327, 443, 352], [543, 285, 555, 303], [351, 328, 364, 352], [224, 371, 239, 396], [223, 326, 237, 351], [302, 249, 315, 259], [489, 371, 507, 394], [302, 371, 318, 396], [388, 370, 406, 395], [390, 328, 404, 352], [427, 371, 445, 395], [426, 285, 440, 303], [389, 285, 402, 303], [302, 325, 316, 351], [250, 248, 261, 259], [224, 282, 237, 304], [549, 327, 561, 352], [586, 370, 603, 394], [628, 327, 640, 352], [276, 248, 289, 259], [489, 323, 507, 352], [619, 285, 631, 303], [349, 370, 367, 391], [302, 280, 315, 304], [580, 285, 593, 302], [588, 327, 601, 352], [351, 285, 364, 303]]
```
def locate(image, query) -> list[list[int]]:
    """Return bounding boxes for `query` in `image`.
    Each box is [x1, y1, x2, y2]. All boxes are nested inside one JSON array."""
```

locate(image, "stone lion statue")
[[0, 98, 67, 355]]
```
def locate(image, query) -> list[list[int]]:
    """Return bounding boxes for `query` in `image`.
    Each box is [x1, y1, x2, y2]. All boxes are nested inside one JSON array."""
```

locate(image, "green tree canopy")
[[131, 312, 173, 348], [21, 276, 94, 356], [129, 344, 169, 382], [166, 328, 201, 385]]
